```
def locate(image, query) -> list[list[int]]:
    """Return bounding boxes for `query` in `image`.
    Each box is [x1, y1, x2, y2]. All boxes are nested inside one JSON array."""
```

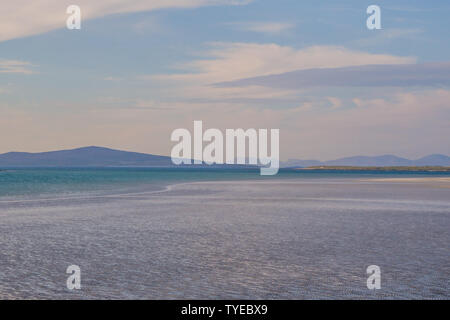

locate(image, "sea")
[[0, 168, 449, 299]]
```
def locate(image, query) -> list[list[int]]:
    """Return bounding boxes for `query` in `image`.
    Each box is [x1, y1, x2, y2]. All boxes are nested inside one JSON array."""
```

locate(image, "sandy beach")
[[363, 177, 450, 182]]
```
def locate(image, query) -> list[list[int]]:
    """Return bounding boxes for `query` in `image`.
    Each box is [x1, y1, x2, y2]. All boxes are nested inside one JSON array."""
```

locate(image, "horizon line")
[[0, 145, 448, 163]]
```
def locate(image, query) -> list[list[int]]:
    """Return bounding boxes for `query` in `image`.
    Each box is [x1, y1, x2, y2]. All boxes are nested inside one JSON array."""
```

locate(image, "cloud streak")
[[228, 21, 296, 34], [0, 60, 35, 74], [147, 43, 415, 101], [0, 0, 252, 42], [215, 62, 450, 88]]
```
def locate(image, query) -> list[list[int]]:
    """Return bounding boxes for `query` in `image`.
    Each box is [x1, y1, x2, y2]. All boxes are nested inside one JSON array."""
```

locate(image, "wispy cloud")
[[384, 5, 438, 12], [0, 0, 253, 42], [215, 62, 450, 89], [156, 43, 414, 83], [146, 43, 415, 102], [0, 59, 36, 74], [355, 28, 424, 46], [228, 21, 295, 34], [103, 76, 122, 82], [131, 16, 163, 34]]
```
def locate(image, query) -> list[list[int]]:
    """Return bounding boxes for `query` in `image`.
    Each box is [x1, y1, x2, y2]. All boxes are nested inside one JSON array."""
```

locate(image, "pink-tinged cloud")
[[216, 62, 450, 88], [0, 0, 253, 42]]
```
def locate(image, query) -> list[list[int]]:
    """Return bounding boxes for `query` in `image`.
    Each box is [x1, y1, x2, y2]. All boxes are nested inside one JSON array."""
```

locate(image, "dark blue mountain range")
[[0, 146, 448, 167]]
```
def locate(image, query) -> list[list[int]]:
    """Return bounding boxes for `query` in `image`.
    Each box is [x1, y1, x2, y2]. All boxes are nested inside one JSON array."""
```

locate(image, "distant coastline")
[[1, 146, 449, 168]]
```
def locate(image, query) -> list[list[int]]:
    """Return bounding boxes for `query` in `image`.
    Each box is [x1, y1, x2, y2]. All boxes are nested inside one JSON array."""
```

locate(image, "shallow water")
[[0, 169, 449, 299]]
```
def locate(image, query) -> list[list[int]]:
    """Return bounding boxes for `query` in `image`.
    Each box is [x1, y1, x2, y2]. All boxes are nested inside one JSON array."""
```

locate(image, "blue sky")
[[1, 0, 449, 160]]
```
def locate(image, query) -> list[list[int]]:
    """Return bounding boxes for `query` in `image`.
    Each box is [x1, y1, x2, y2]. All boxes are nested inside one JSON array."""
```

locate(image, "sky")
[[1, 0, 449, 160]]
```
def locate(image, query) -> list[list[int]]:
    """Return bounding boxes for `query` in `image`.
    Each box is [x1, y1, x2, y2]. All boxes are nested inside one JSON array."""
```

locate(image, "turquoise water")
[[1, 167, 449, 199]]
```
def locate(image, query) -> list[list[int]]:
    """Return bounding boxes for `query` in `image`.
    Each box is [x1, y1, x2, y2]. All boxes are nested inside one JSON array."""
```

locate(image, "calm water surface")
[[0, 168, 449, 299]]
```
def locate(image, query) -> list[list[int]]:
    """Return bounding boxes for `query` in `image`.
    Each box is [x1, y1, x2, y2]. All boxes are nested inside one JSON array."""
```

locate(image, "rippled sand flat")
[[362, 177, 450, 189], [364, 177, 450, 183], [0, 178, 449, 299]]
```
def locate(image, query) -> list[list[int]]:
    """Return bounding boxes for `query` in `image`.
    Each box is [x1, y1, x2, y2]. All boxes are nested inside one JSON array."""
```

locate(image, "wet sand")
[[364, 177, 450, 182], [0, 178, 449, 299]]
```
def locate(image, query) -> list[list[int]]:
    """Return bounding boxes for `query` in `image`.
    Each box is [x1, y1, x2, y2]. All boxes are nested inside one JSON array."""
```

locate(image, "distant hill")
[[0, 146, 175, 167], [325, 155, 412, 167], [0, 147, 448, 168], [282, 159, 322, 168], [413, 154, 450, 166], [282, 154, 450, 168], [0, 146, 257, 168]]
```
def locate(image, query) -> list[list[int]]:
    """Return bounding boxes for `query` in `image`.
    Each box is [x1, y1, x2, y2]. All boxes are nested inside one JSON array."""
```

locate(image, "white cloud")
[[158, 43, 415, 83], [103, 76, 122, 81], [327, 97, 342, 109], [147, 43, 415, 101], [0, 59, 35, 74], [355, 28, 424, 46], [131, 17, 162, 34], [0, 0, 252, 42], [229, 22, 295, 34]]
